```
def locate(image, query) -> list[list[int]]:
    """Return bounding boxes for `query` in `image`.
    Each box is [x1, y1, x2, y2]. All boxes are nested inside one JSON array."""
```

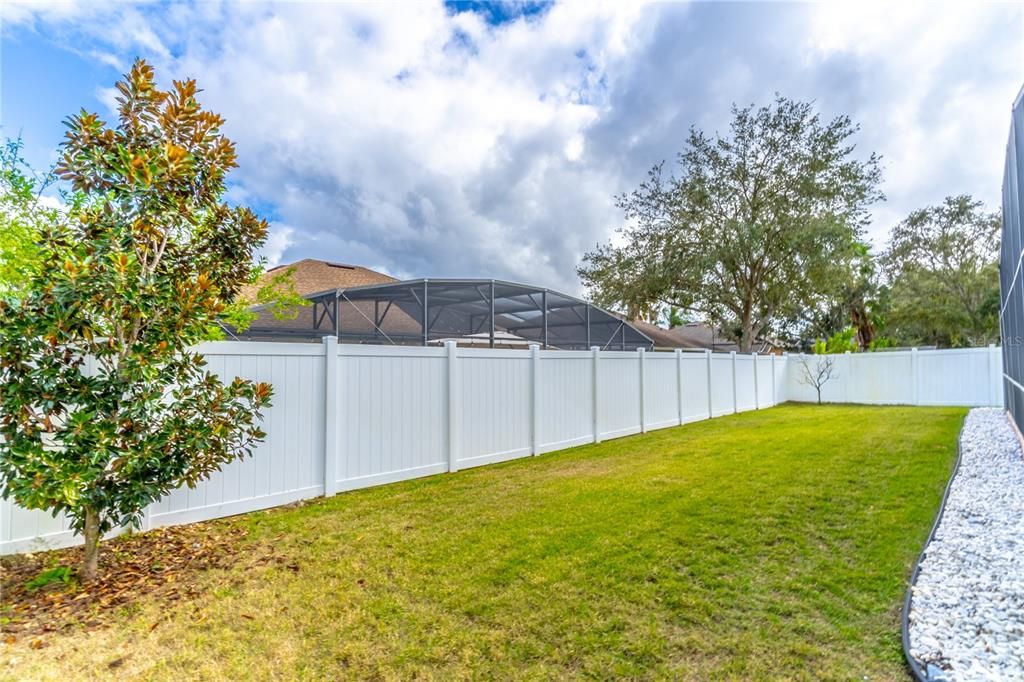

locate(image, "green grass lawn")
[[2, 404, 964, 681]]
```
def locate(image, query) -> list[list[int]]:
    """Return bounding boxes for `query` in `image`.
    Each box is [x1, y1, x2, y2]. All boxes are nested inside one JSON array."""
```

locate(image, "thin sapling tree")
[[798, 353, 838, 405]]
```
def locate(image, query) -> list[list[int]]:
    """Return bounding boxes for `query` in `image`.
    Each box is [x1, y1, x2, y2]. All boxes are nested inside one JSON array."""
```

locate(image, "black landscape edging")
[[900, 419, 968, 681]]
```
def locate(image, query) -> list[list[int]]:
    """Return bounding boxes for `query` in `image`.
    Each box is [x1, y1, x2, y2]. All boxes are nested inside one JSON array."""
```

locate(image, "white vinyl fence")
[[785, 346, 1004, 407], [0, 342, 1003, 554]]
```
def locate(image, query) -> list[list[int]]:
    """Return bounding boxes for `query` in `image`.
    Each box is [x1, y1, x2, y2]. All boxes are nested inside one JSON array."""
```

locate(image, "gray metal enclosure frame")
[[289, 278, 653, 350], [1000, 84, 1024, 430]]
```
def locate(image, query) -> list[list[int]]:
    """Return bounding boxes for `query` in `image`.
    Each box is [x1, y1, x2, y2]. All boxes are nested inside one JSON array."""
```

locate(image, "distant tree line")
[[578, 95, 1001, 352]]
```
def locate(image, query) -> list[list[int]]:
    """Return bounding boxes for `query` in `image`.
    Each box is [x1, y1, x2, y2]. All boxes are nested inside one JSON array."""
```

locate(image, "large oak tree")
[[579, 96, 883, 351]]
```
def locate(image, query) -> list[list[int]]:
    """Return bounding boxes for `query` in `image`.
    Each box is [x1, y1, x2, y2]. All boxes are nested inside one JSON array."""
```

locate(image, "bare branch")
[[798, 355, 837, 404]]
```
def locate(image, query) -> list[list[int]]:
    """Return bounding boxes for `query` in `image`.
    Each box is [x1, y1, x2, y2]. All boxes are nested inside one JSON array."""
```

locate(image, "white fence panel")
[[710, 354, 735, 416], [1, 505, 75, 555], [734, 355, 757, 412], [457, 349, 532, 468], [755, 356, 775, 407], [681, 353, 712, 422], [598, 352, 642, 439], [335, 346, 448, 490], [917, 348, 1002, 406], [774, 355, 789, 404], [847, 351, 913, 404], [536, 351, 594, 453], [644, 353, 680, 430], [151, 347, 326, 528]]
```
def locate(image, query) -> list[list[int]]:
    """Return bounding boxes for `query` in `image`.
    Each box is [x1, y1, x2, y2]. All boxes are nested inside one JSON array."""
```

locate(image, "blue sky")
[[2, 1, 1022, 294], [2, 29, 118, 173]]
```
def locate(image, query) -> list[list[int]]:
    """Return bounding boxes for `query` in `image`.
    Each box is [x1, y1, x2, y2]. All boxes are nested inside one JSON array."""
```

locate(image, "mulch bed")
[[0, 522, 288, 646]]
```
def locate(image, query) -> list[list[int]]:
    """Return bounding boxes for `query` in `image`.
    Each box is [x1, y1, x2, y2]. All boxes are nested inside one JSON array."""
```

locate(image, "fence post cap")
[[528, 343, 540, 350], [637, 347, 645, 354], [590, 345, 600, 352], [443, 340, 457, 348]]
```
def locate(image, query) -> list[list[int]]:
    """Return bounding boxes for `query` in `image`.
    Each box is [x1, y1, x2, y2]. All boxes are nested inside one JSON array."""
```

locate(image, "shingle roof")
[[239, 258, 396, 302], [236, 259, 405, 338], [629, 319, 740, 352]]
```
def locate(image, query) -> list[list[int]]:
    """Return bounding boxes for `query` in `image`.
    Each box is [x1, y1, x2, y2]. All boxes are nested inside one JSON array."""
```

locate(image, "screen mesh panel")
[[1000, 87, 1024, 429], [238, 279, 653, 351]]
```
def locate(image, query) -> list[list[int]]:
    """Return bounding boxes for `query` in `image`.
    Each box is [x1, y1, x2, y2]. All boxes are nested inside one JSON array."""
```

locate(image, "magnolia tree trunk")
[[82, 508, 101, 583]]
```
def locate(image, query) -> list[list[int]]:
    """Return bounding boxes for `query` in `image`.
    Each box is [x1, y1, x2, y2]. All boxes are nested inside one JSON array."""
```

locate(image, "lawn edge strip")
[[900, 412, 968, 681]]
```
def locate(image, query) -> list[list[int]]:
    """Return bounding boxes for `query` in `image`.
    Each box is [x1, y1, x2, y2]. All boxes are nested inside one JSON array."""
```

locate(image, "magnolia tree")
[[0, 60, 272, 582]]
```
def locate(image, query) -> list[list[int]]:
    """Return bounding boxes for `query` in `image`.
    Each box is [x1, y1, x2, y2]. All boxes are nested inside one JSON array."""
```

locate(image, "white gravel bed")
[[907, 408, 1024, 681]]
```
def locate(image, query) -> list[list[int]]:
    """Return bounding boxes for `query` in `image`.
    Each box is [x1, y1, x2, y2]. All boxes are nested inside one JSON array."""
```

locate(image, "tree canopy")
[[0, 140, 51, 297], [882, 195, 1000, 347], [0, 60, 272, 581], [578, 96, 883, 352]]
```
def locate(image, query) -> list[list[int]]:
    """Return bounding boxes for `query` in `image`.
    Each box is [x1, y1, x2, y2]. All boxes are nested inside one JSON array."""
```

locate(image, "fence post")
[[638, 348, 647, 432], [591, 346, 601, 443], [799, 352, 806, 401], [752, 352, 759, 410], [530, 344, 540, 455], [705, 349, 713, 418], [988, 343, 999, 406], [771, 353, 777, 406], [911, 347, 920, 405], [730, 351, 738, 413], [323, 335, 339, 497], [446, 341, 460, 472], [675, 348, 684, 425], [844, 350, 852, 404]]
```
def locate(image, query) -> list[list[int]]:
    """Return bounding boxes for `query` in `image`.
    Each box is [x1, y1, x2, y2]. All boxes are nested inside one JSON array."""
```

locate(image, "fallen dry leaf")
[[1, 524, 281, 639]]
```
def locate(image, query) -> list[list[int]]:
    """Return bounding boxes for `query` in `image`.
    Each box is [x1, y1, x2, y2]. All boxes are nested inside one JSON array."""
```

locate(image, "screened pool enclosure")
[[238, 279, 653, 350]]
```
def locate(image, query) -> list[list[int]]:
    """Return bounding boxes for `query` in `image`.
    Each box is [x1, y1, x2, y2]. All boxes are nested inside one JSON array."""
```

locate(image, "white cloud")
[[87, 50, 123, 70], [805, 0, 1023, 244], [259, 223, 294, 268], [138, 1, 657, 291], [1, 0, 102, 25], [5, 0, 1022, 293]]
